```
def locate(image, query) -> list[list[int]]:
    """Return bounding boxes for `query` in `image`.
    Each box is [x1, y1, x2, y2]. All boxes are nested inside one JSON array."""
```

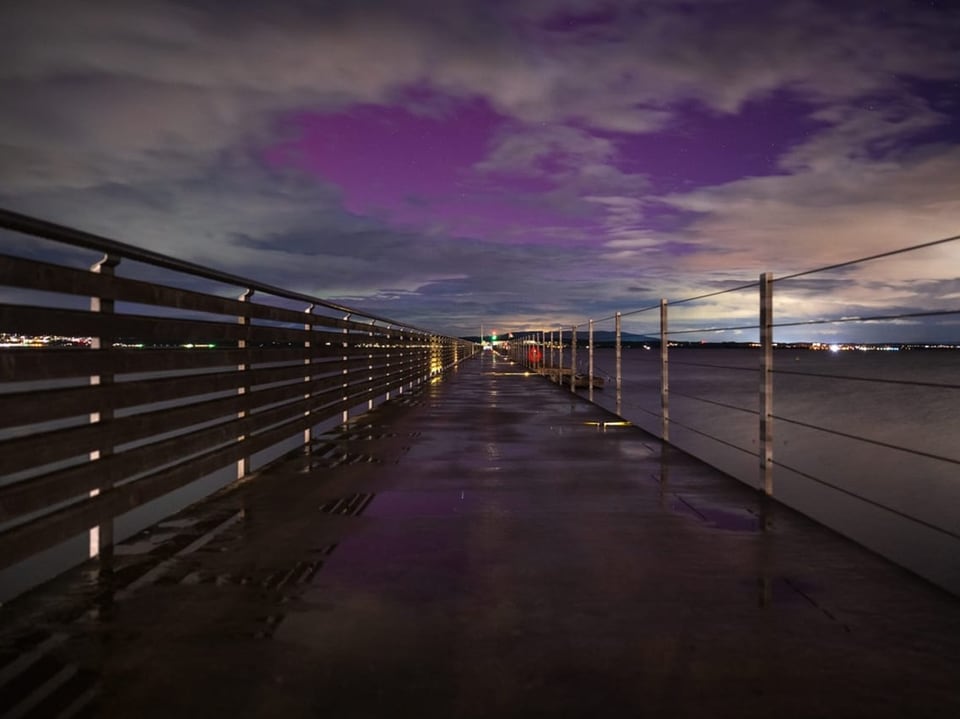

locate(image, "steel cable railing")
[[664, 415, 759, 458], [770, 458, 960, 543], [772, 367, 960, 390], [775, 232, 960, 282], [669, 389, 758, 417], [771, 412, 960, 468], [771, 308, 960, 328], [521, 229, 960, 594]]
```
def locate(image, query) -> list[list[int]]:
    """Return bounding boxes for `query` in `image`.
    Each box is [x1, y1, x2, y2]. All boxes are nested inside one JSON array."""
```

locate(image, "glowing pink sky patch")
[[262, 96, 603, 245], [262, 89, 832, 244], [264, 99, 495, 212], [606, 93, 830, 194]]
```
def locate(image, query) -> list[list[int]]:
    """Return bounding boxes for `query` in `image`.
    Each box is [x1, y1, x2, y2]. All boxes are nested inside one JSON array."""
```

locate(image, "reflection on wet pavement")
[[1, 352, 959, 717]]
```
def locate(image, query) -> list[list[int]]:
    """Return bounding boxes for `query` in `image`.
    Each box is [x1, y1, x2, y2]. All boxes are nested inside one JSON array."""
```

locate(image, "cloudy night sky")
[[2, 0, 959, 340]]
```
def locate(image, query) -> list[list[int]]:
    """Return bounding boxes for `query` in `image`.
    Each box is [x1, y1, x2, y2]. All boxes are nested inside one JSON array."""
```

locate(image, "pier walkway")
[[2, 351, 960, 718]]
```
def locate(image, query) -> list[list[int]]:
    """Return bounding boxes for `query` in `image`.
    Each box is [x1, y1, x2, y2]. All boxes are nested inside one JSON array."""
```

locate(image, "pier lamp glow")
[[430, 337, 442, 377]]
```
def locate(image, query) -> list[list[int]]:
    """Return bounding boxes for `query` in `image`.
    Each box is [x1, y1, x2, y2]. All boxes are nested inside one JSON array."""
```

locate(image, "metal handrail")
[[0, 207, 441, 335]]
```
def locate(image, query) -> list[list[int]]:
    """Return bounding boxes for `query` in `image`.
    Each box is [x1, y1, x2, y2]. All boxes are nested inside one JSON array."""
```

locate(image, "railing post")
[[237, 288, 254, 479], [660, 299, 670, 443], [588, 319, 595, 402], [368, 320, 376, 411], [89, 253, 120, 561], [384, 324, 391, 402], [397, 328, 403, 395], [615, 311, 622, 416], [570, 325, 577, 393], [304, 303, 315, 446], [342, 314, 351, 425], [549, 329, 555, 372], [414, 332, 421, 386], [557, 327, 564, 384], [759, 272, 774, 496]]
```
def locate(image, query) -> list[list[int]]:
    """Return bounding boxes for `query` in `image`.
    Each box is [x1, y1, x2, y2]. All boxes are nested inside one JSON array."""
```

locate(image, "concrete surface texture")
[[2, 351, 959, 718]]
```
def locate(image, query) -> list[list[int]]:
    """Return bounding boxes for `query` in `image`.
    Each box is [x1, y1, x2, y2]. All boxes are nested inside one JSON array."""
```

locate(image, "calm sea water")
[[564, 347, 960, 595]]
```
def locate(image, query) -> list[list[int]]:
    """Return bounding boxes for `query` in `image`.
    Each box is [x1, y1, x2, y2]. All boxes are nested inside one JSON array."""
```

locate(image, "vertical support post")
[[759, 272, 774, 496], [368, 320, 376, 410], [413, 331, 420, 389], [304, 303, 315, 447], [342, 314, 351, 425], [660, 299, 670, 443], [89, 253, 120, 560], [588, 319, 595, 403], [615, 311, 622, 416], [384, 325, 391, 402], [549, 330, 555, 372], [237, 288, 254, 480], [397, 328, 404, 395], [570, 325, 577, 393], [557, 328, 564, 384]]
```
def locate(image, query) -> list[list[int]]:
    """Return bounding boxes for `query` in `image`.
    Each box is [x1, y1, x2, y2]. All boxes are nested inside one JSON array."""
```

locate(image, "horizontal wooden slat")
[[1, 253, 443, 338], [0, 342, 435, 382], [0, 357, 429, 474], [0, 354, 469, 569], [0, 388, 328, 522], [2, 382, 298, 475], [0, 368, 427, 570], [1, 347, 306, 380], [0, 352, 428, 428], [0, 361, 431, 521], [299, 328, 439, 348], [0, 304, 311, 344], [0, 304, 444, 348], [0, 253, 294, 326], [0, 407, 315, 570]]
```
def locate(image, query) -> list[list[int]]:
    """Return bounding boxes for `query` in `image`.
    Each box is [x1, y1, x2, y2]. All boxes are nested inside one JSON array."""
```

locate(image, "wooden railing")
[[0, 209, 476, 572]]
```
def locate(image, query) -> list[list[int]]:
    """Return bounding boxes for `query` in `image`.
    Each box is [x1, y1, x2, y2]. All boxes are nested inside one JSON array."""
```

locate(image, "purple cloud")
[[1, 0, 959, 336]]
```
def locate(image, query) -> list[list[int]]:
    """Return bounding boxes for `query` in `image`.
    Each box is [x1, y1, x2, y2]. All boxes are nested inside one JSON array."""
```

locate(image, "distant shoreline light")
[[0, 333, 92, 348], [3, 333, 958, 351], [0, 334, 217, 349]]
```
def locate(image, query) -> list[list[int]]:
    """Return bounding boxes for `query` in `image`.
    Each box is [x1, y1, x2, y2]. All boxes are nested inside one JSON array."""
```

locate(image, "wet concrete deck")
[[2, 351, 960, 717]]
